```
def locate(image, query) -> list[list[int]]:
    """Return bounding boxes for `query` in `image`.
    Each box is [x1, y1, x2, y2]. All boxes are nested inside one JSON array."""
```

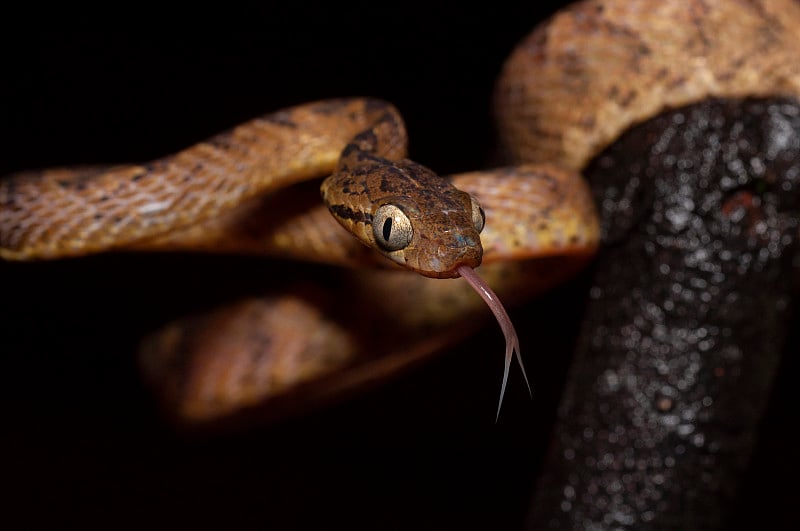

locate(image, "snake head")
[[321, 158, 485, 278]]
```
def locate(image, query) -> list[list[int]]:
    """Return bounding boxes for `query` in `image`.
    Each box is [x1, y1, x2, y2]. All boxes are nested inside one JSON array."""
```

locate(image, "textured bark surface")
[[527, 98, 800, 529]]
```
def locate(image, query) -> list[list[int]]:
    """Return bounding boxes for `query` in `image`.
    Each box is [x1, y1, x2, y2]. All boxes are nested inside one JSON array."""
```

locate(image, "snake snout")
[[417, 231, 483, 278], [448, 235, 482, 263]]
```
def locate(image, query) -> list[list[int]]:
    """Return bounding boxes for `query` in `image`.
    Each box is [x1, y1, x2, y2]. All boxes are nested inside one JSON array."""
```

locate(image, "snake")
[[3, 0, 799, 431], [0, 96, 599, 421], [4, 2, 800, 529]]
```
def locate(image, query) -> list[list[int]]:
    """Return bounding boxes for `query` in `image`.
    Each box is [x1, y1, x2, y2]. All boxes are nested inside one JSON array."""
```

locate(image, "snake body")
[[0, 96, 598, 419], [3, 0, 797, 419], [0, 99, 401, 261]]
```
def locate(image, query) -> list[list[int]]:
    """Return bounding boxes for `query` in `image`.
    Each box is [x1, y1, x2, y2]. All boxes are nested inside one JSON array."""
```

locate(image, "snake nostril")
[[447, 232, 478, 249]]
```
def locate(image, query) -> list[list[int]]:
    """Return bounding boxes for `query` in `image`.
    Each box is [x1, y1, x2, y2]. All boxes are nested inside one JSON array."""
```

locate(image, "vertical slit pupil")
[[383, 217, 393, 241]]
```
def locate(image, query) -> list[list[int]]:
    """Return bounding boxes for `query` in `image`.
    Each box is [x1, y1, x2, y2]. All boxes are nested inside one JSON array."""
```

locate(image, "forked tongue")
[[456, 265, 531, 421]]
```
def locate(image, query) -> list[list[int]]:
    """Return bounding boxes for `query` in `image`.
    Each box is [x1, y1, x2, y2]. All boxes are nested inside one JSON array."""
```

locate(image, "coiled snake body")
[[0, 96, 597, 418], [3, 0, 800, 528], [3, 0, 800, 417], [3, 0, 799, 418]]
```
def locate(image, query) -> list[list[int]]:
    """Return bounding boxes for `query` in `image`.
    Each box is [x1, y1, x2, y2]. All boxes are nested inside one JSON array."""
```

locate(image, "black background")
[[1, 2, 796, 530]]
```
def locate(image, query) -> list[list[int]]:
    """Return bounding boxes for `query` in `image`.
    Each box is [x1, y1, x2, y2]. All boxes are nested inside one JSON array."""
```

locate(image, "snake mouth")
[[394, 240, 483, 279], [408, 256, 482, 279]]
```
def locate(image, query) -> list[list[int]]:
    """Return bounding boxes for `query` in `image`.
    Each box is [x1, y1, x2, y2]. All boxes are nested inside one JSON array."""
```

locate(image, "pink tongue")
[[456, 265, 531, 420]]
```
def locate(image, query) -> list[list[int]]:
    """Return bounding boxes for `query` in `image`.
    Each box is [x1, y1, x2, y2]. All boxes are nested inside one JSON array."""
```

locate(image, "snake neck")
[[335, 110, 409, 172]]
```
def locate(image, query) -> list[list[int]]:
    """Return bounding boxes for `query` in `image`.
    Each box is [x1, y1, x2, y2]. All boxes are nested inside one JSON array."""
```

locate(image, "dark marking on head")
[[329, 204, 372, 224], [378, 166, 410, 193]]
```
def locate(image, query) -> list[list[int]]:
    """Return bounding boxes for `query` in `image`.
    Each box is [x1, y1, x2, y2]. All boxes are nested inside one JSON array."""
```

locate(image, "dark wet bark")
[[526, 98, 800, 530]]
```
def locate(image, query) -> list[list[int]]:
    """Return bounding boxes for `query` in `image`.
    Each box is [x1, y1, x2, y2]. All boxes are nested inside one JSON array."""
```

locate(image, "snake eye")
[[470, 196, 485, 233], [373, 204, 413, 251]]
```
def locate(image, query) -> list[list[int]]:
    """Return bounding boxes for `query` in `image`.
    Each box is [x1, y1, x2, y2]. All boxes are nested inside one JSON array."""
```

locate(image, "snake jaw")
[[456, 265, 531, 420]]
